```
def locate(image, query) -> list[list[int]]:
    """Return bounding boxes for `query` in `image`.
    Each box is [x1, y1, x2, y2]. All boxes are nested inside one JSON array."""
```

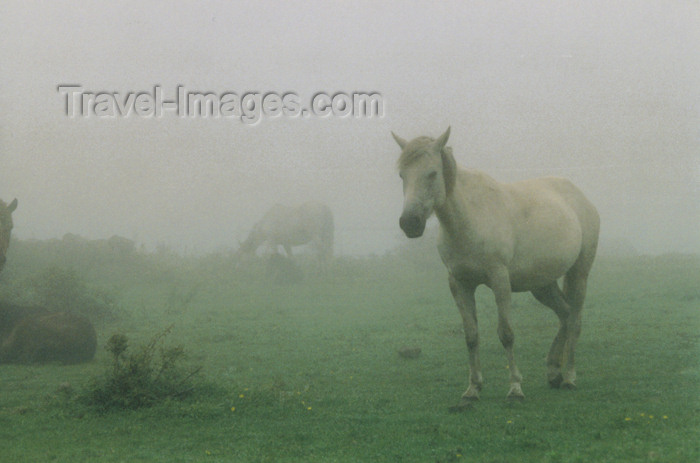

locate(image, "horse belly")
[[508, 255, 576, 291], [263, 217, 307, 248], [277, 228, 311, 247], [509, 220, 582, 291]]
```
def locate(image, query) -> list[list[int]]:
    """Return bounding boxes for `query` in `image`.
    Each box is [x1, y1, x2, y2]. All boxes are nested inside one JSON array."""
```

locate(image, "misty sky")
[[1, 0, 698, 255]]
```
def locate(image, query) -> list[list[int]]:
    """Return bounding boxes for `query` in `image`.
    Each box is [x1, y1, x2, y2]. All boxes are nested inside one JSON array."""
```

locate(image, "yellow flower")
[[239, 394, 245, 398], [507, 420, 513, 424], [307, 406, 312, 410], [663, 415, 668, 419], [648, 415, 654, 419], [230, 407, 236, 412], [639, 413, 645, 417], [624, 417, 632, 421]]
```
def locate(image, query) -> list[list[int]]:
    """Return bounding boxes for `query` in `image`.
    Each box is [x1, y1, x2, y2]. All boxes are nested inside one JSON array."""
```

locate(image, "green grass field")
[[1, 240, 698, 462]]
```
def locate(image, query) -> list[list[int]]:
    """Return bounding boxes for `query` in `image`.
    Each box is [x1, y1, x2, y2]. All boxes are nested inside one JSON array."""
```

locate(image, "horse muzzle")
[[399, 213, 426, 238]]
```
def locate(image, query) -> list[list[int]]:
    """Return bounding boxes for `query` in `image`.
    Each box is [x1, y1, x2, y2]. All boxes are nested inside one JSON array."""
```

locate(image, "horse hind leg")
[[532, 282, 571, 388], [560, 263, 592, 389]]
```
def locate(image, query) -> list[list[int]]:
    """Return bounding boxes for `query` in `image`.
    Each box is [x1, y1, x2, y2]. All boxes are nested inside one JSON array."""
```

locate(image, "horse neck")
[[242, 227, 265, 251], [435, 194, 468, 239], [434, 170, 481, 239]]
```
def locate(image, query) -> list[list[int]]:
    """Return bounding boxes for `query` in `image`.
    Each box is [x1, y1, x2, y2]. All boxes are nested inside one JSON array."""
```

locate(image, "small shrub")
[[81, 326, 202, 411], [31, 266, 84, 311], [29, 266, 118, 321]]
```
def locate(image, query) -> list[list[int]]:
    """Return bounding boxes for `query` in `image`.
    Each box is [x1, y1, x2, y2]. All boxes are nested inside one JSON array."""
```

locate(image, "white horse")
[[0, 198, 18, 273], [238, 201, 334, 269], [392, 127, 599, 402]]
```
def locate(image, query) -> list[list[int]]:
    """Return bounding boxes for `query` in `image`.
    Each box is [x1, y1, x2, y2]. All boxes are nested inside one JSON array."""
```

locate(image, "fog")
[[1, 0, 698, 256]]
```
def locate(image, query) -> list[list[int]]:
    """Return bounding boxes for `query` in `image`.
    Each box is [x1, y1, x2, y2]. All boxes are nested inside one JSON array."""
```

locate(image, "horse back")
[[260, 201, 333, 249], [0, 303, 50, 339], [508, 177, 599, 248], [298, 202, 334, 237]]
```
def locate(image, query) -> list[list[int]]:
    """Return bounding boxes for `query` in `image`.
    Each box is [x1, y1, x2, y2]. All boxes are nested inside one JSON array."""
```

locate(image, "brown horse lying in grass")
[[0, 303, 97, 364], [392, 127, 599, 402]]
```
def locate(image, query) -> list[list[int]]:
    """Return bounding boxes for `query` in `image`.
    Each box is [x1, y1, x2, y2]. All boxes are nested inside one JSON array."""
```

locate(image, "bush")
[[29, 266, 118, 321], [81, 326, 202, 411]]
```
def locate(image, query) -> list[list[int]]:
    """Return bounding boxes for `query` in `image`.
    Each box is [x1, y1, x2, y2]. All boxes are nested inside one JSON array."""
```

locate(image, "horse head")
[[392, 127, 455, 238], [0, 198, 18, 272]]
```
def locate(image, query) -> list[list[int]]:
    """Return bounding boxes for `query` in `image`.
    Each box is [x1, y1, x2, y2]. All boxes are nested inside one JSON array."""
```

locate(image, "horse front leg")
[[490, 268, 524, 399], [448, 275, 482, 401]]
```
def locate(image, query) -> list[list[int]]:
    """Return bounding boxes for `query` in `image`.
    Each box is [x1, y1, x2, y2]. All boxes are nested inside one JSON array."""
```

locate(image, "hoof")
[[548, 374, 563, 389], [561, 381, 577, 390], [461, 386, 481, 402], [507, 383, 525, 400]]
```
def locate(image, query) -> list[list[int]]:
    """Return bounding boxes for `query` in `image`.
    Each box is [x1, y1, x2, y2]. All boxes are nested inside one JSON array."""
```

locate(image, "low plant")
[[81, 326, 202, 411]]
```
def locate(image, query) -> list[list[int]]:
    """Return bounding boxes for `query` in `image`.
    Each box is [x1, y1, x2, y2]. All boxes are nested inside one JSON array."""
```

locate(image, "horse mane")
[[396, 136, 453, 170]]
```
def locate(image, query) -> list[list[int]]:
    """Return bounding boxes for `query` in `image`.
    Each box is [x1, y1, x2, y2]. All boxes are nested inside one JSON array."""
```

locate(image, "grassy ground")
[[0, 240, 698, 462]]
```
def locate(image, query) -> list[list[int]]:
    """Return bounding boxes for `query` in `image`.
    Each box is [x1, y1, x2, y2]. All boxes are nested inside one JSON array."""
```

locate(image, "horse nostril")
[[399, 215, 420, 232]]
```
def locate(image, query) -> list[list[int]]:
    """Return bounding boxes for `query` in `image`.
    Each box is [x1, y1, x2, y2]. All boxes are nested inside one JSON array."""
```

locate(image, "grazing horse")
[[0, 198, 18, 273], [239, 201, 334, 269], [392, 127, 599, 401]]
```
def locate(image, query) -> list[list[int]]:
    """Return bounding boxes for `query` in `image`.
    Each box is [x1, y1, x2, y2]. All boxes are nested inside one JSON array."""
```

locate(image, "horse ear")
[[8, 198, 17, 212], [434, 126, 451, 151], [442, 147, 457, 195], [391, 132, 407, 150]]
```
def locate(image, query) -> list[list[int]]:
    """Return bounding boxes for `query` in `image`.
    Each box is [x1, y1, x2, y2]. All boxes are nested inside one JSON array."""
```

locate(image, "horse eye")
[[427, 171, 438, 180]]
